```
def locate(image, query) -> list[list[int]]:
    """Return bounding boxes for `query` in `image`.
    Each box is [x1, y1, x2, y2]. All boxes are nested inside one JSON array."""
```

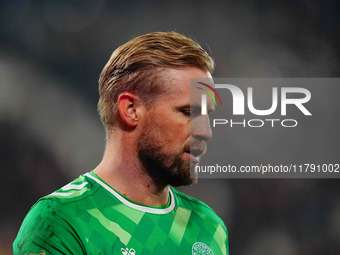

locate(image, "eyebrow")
[[179, 104, 216, 114]]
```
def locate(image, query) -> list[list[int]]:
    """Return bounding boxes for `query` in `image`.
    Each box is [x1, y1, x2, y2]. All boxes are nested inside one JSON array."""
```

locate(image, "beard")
[[137, 128, 198, 187]]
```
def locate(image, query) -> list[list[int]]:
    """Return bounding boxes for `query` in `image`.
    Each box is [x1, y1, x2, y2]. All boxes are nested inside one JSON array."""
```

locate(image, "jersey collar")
[[85, 172, 176, 214]]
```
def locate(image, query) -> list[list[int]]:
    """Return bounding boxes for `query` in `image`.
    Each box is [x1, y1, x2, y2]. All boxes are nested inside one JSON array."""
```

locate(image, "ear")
[[117, 92, 140, 127]]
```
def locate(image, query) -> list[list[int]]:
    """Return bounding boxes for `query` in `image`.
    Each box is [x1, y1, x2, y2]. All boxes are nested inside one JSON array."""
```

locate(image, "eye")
[[181, 109, 191, 116]]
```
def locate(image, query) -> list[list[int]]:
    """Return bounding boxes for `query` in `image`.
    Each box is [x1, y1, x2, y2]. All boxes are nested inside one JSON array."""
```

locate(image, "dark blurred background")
[[1, 0, 340, 254]]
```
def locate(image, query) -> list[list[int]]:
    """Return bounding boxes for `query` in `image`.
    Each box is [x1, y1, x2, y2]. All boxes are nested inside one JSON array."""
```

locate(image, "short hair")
[[98, 31, 214, 132]]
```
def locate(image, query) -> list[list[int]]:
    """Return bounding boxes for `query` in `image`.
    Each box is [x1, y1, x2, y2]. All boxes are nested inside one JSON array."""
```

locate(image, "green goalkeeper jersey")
[[13, 171, 229, 255]]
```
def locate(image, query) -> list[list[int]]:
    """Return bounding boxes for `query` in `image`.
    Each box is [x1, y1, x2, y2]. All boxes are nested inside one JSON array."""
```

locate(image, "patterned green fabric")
[[14, 171, 228, 255]]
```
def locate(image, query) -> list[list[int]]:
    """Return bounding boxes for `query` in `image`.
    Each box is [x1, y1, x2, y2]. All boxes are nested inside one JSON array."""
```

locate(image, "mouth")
[[185, 147, 204, 163]]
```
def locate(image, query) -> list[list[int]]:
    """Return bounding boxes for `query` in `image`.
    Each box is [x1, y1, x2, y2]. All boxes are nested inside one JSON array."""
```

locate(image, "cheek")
[[166, 123, 190, 145], [151, 111, 190, 143]]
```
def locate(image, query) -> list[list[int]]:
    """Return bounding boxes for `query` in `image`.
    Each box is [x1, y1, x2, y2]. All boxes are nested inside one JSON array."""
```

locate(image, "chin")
[[170, 177, 197, 187], [169, 165, 198, 187]]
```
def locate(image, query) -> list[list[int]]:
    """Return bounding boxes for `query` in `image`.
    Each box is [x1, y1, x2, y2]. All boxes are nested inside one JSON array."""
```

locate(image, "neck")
[[93, 132, 170, 207]]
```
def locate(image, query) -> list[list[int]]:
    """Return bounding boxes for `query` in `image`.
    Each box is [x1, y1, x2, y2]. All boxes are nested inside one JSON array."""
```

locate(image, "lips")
[[185, 146, 206, 163]]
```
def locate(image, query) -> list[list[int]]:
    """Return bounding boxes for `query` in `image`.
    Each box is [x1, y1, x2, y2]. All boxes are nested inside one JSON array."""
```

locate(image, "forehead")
[[162, 67, 213, 97], [150, 67, 215, 115]]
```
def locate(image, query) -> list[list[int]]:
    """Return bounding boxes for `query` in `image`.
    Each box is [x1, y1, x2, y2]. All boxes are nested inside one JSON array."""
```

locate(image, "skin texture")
[[94, 67, 214, 207]]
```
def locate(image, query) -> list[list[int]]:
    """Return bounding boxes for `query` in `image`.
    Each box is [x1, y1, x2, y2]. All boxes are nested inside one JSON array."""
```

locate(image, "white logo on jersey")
[[192, 242, 214, 255], [121, 247, 136, 255]]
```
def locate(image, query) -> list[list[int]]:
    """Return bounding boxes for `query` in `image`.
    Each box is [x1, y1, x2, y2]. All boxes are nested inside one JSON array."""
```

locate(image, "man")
[[13, 32, 229, 254]]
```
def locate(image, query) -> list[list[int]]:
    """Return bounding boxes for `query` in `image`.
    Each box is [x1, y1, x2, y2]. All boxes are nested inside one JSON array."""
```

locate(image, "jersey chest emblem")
[[192, 242, 214, 255], [121, 247, 136, 255]]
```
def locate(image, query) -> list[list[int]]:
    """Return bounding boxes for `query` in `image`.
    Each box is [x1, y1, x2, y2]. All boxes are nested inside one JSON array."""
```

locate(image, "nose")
[[191, 115, 213, 141]]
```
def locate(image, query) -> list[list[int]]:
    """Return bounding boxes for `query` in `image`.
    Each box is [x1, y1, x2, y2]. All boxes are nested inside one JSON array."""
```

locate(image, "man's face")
[[137, 67, 214, 187]]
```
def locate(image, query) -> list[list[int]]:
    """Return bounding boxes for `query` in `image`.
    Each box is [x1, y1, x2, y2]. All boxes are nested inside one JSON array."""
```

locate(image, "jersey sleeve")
[[13, 199, 84, 255], [223, 222, 229, 255], [215, 219, 229, 255]]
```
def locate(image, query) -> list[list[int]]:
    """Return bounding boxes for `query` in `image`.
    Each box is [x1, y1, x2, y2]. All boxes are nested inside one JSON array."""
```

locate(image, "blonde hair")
[[98, 31, 214, 132]]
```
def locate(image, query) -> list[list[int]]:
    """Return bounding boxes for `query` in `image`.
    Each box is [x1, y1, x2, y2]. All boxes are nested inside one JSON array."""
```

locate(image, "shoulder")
[[171, 187, 229, 253], [18, 173, 96, 234], [13, 172, 101, 254], [13, 198, 84, 254], [43, 173, 97, 204], [171, 187, 226, 227], [171, 186, 216, 213]]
